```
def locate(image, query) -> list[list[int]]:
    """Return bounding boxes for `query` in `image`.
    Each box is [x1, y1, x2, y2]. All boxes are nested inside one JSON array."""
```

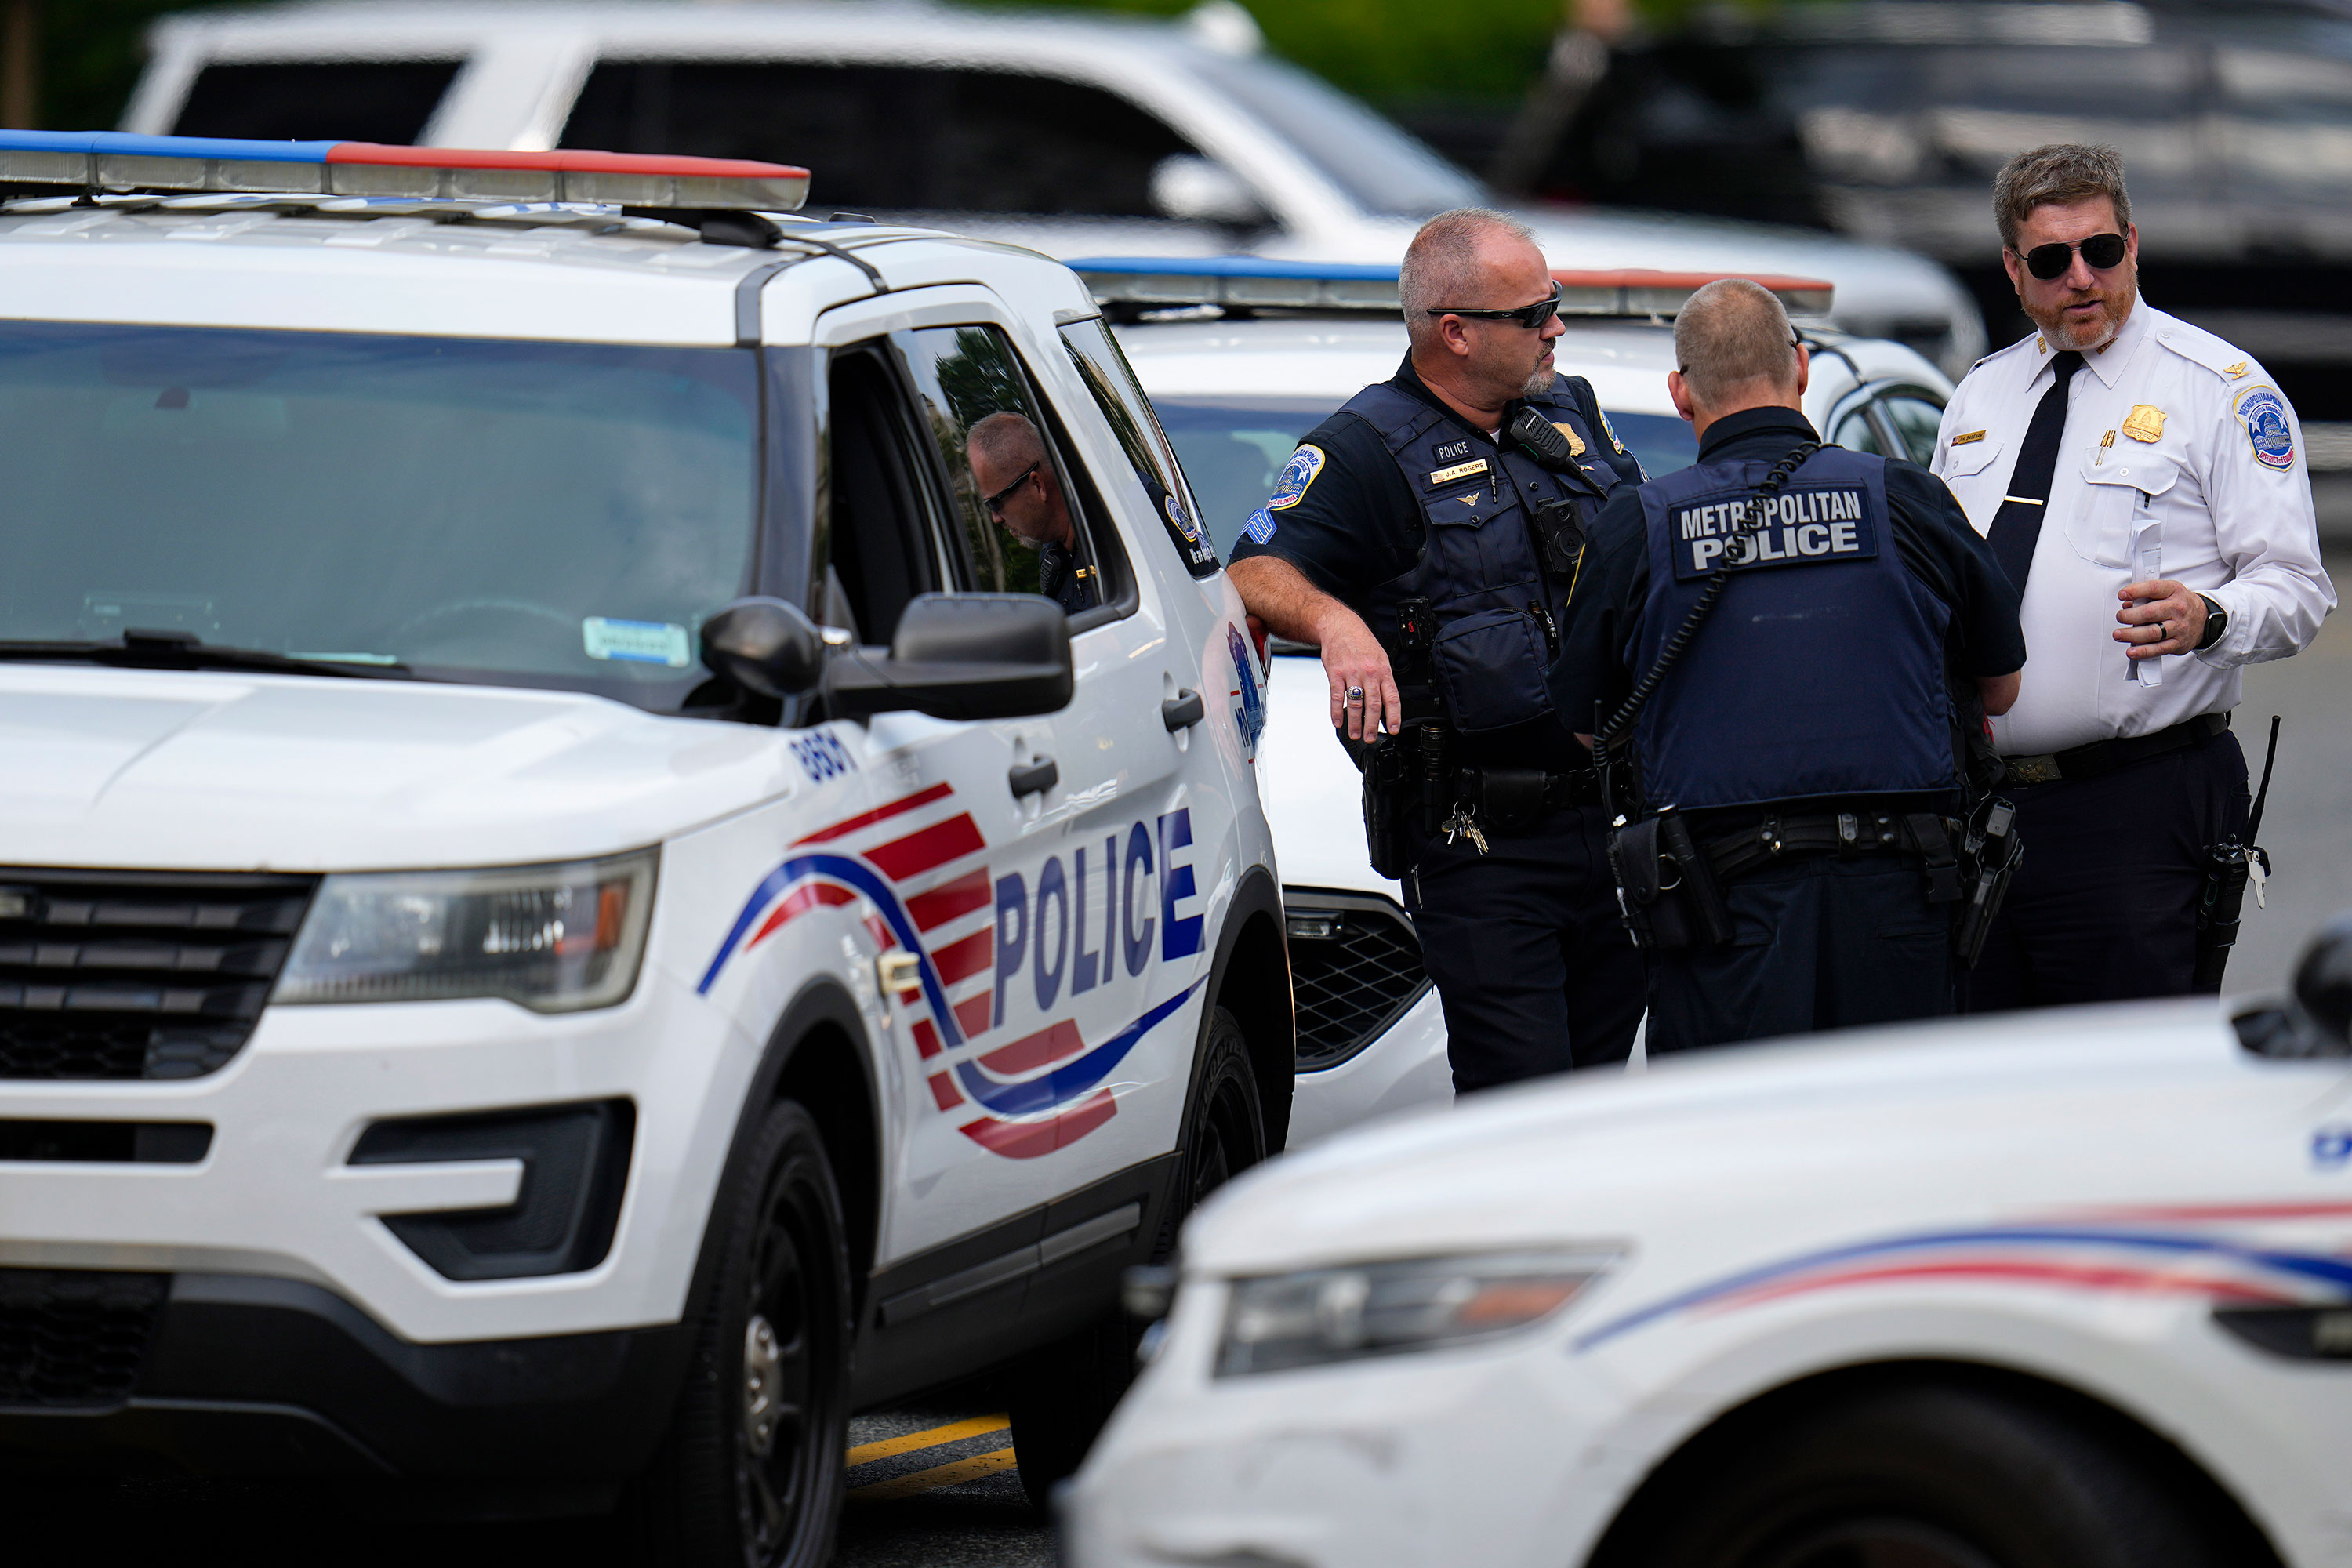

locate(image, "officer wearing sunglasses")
[[1225, 208, 1648, 1093], [1933, 143, 2335, 1008], [967, 411, 1097, 616]]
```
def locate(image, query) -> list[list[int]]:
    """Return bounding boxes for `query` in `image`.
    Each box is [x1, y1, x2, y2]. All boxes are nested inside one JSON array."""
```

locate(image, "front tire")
[[1613, 1381, 2232, 1568], [1008, 1004, 1266, 1513], [630, 1098, 851, 1568]]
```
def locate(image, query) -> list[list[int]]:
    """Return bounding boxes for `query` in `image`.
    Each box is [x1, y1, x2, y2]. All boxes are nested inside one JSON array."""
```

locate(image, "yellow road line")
[[848, 1446, 1018, 1502], [844, 1414, 1010, 1468]]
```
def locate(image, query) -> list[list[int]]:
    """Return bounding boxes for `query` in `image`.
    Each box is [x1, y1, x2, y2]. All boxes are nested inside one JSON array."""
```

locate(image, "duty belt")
[[1700, 809, 1965, 902], [1454, 764, 1602, 813], [2001, 711, 2229, 788]]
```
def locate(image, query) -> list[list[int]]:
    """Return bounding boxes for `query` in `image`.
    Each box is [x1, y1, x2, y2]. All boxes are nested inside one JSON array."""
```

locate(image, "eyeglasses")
[[982, 461, 1040, 514], [1425, 282, 1562, 331], [2016, 232, 2127, 281]]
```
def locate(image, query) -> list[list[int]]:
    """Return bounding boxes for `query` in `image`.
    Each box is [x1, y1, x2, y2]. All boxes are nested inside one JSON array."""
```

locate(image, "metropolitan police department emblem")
[[1163, 489, 1203, 544], [2236, 386, 2296, 470], [1266, 444, 1325, 510]]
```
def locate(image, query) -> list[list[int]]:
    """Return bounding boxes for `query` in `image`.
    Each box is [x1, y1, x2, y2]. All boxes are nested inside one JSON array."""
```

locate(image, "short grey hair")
[[966, 409, 1043, 470], [1993, 143, 2132, 251], [1399, 207, 1540, 345], [1674, 278, 1798, 407]]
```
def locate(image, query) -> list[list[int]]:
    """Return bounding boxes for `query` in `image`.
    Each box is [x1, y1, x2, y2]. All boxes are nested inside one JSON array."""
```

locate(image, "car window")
[[171, 61, 459, 143], [1185, 51, 1482, 217], [1059, 321, 1221, 578], [1602, 411, 1700, 480], [562, 61, 1196, 216], [1875, 392, 1946, 466], [0, 321, 757, 709], [818, 345, 948, 646], [895, 325, 1104, 606], [1831, 405, 1887, 456]]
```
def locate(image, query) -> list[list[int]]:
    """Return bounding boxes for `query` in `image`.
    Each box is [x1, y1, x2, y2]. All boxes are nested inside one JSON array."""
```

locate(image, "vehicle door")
[[804, 289, 1200, 1266]]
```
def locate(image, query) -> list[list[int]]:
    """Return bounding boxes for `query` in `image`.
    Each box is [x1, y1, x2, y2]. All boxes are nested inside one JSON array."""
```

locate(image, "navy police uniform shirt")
[[1552, 406, 2025, 742], [1226, 354, 1643, 605], [1038, 536, 1094, 618]]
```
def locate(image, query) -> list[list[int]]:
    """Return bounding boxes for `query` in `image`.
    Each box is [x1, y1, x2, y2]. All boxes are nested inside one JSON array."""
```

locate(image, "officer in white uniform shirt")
[[1934, 143, 2336, 1009]]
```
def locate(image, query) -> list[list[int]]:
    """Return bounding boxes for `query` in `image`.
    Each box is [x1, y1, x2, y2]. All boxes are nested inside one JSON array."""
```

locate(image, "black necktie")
[[1986, 349, 2084, 590]]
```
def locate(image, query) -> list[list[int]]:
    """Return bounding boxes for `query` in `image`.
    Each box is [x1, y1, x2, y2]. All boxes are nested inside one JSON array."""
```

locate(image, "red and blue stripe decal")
[[1573, 1202, 2352, 1352], [700, 782, 1202, 1160]]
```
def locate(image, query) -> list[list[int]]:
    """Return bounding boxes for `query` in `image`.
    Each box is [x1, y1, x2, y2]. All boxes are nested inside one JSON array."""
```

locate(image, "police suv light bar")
[[1073, 257, 1834, 319], [0, 130, 809, 211]]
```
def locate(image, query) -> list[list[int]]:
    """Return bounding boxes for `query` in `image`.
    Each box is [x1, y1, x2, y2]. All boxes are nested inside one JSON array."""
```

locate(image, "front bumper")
[[1287, 988, 1450, 1149], [0, 964, 753, 1346], [0, 1270, 690, 1484]]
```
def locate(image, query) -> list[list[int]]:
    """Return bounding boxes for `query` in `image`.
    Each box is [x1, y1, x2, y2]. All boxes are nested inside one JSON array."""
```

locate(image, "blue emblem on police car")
[[1163, 488, 1203, 544], [2237, 385, 2296, 470], [1242, 507, 1276, 544], [1227, 624, 1265, 757], [1265, 444, 1324, 510]]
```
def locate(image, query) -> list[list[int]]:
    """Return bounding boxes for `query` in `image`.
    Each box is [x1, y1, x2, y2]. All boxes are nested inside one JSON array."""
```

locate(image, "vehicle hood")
[[0, 664, 798, 870], [1183, 999, 2347, 1278]]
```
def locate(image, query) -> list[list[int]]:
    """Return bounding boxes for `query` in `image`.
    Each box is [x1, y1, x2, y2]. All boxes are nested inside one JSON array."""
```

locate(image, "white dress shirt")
[[1933, 302, 2336, 756]]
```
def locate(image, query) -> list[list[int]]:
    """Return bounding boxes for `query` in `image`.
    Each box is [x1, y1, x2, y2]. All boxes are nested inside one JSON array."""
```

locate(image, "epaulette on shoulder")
[[1969, 332, 2042, 374], [2150, 316, 2257, 383]]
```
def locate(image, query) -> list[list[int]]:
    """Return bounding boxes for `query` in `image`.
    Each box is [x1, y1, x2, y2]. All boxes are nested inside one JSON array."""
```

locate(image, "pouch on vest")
[[1431, 608, 1553, 734]]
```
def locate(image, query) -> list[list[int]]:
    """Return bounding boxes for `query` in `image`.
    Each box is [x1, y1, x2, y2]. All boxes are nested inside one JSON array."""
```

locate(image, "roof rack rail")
[[0, 130, 808, 211], [1072, 257, 1833, 320]]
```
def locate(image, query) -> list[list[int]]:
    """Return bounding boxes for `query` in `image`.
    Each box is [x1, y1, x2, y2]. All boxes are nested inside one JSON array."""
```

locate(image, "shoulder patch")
[[1595, 405, 1628, 455], [1265, 444, 1325, 511], [2234, 384, 2296, 470], [1241, 507, 1277, 544]]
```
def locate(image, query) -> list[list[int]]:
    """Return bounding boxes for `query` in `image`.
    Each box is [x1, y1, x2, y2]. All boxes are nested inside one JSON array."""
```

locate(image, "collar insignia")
[[2224, 361, 2249, 379]]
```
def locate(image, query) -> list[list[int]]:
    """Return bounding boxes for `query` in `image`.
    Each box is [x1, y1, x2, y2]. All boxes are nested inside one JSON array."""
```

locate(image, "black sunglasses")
[[982, 460, 1040, 514], [1426, 282, 1562, 330], [2018, 232, 2127, 281]]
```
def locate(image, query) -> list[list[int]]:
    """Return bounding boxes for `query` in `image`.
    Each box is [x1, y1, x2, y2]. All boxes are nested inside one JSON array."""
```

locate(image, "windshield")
[[1154, 396, 1699, 555], [0, 322, 758, 707], [1185, 52, 1483, 217]]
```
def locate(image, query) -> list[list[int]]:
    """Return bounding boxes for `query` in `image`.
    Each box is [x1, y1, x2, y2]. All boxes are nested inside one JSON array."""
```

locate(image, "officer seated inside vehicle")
[[1552, 278, 2025, 1052], [967, 411, 1098, 618]]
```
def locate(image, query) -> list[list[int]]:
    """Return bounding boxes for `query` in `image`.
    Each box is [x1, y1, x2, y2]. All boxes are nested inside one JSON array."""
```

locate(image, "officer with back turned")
[[1933, 144, 2335, 1006], [1225, 208, 1646, 1091], [1552, 280, 2026, 1052]]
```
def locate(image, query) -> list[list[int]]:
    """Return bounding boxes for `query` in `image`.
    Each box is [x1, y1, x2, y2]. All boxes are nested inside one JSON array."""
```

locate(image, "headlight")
[[1215, 1249, 1618, 1377], [274, 849, 657, 1013]]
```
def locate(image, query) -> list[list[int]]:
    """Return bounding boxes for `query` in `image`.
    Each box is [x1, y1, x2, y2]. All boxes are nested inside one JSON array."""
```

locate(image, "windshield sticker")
[[583, 616, 691, 667]]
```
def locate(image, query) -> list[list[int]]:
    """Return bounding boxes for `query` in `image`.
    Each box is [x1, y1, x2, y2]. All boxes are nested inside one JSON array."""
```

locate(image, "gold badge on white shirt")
[[2122, 405, 2166, 443]]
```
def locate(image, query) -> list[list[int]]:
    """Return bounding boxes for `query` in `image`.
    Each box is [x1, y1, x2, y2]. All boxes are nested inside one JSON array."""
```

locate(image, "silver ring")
[[1346, 686, 1366, 702]]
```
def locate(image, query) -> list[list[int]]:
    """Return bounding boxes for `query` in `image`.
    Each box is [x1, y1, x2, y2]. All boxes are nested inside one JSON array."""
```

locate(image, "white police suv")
[[0, 131, 1290, 1560], [1069, 926, 2352, 1568], [1087, 258, 1955, 1142]]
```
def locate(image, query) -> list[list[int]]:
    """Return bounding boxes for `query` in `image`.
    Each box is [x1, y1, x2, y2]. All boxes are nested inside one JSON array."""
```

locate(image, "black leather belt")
[[1701, 809, 1962, 887], [1453, 765, 1602, 810], [2002, 711, 2228, 787]]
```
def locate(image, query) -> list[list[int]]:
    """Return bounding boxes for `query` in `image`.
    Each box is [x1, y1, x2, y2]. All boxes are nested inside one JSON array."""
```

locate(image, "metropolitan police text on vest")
[[1677, 486, 1871, 576]]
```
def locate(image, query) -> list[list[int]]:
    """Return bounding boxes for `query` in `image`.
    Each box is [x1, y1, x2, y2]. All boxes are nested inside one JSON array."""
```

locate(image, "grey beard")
[[1521, 367, 1555, 397]]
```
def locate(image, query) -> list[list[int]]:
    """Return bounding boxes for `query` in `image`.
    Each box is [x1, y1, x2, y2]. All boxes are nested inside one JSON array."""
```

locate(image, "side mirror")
[[2235, 911, 2352, 1058], [700, 597, 827, 699], [1150, 154, 1268, 227], [826, 593, 1074, 721]]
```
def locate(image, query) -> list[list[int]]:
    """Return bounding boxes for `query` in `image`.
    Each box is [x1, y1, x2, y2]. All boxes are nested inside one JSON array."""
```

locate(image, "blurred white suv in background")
[[125, 0, 1985, 372]]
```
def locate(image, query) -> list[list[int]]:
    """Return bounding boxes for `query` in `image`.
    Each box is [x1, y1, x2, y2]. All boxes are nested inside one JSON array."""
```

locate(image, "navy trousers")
[[1646, 855, 1955, 1054], [1403, 805, 1645, 1092], [1962, 731, 2249, 1011]]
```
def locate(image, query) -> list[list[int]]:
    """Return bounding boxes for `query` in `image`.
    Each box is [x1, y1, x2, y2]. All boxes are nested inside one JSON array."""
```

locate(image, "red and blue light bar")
[[1073, 256, 1835, 318], [0, 130, 809, 210]]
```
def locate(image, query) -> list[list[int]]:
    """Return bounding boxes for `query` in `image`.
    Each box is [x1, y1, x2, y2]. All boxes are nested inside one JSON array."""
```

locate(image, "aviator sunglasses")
[[2016, 232, 2127, 281], [1426, 281, 1562, 330], [982, 460, 1040, 514]]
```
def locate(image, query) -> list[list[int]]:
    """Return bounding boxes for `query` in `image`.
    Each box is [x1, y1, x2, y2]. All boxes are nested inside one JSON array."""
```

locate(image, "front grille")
[[0, 1269, 169, 1407], [0, 869, 318, 1080], [1284, 888, 1432, 1072]]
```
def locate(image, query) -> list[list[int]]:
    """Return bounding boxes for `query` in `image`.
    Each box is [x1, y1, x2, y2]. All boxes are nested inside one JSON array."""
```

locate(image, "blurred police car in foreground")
[[125, 0, 1985, 373], [1069, 921, 2352, 1568], [0, 129, 1292, 1548], [1087, 256, 1955, 1145]]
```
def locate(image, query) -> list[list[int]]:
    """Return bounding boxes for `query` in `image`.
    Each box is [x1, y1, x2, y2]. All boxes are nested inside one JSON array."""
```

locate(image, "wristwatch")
[[2195, 594, 2229, 651]]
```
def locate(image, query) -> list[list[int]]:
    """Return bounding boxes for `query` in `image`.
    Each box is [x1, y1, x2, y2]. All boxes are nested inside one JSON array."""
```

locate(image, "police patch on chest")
[[1432, 439, 1472, 463], [1670, 485, 1878, 581]]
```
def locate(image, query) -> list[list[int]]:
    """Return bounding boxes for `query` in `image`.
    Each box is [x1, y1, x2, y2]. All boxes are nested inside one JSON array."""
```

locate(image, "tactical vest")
[[1348, 379, 1621, 738], [1630, 445, 1956, 811]]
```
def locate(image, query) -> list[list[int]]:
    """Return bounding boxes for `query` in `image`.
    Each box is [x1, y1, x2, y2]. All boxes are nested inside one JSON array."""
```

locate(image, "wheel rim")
[[1186, 1062, 1255, 1211], [736, 1164, 828, 1563], [1748, 1515, 2005, 1568]]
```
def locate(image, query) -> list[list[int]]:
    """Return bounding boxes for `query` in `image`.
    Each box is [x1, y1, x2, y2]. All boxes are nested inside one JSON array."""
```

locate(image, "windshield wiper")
[[0, 629, 416, 680]]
